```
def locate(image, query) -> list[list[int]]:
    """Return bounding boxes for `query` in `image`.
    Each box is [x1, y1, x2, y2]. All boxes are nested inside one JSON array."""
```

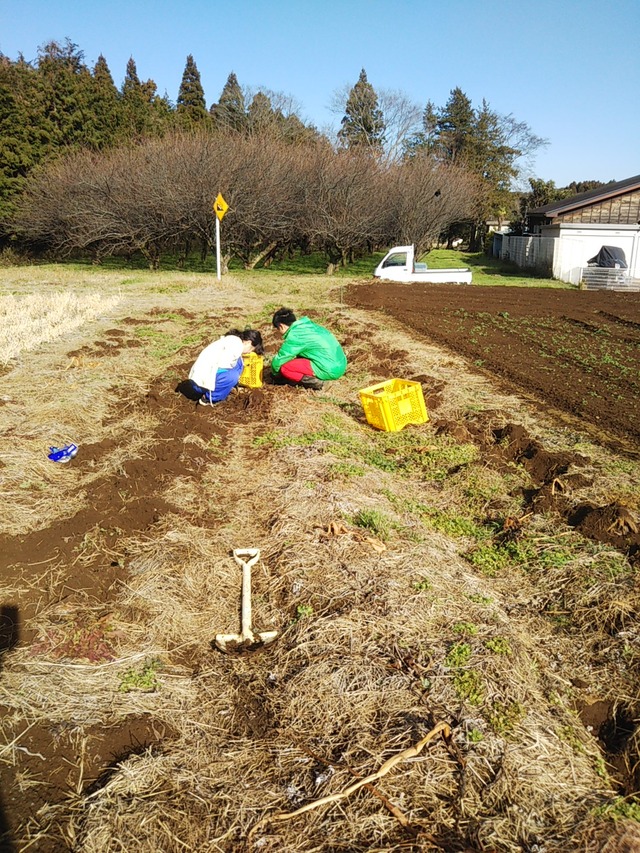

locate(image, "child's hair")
[[226, 328, 264, 355], [272, 307, 296, 329]]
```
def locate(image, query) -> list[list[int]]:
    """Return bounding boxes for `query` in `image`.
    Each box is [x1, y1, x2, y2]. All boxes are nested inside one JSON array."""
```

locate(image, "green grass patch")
[[594, 796, 640, 822], [453, 622, 479, 637], [150, 283, 190, 294], [488, 701, 525, 735], [446, 642, 472, 668], [485, 636, 512, 656], [255, 423, 478, 482], [454, 669, 484, 705], [418, 505, 490, 539], [327, 461, 367, 480], [228, 249, 385, 278], [465, 540, 533, 576], [133, 326, 202, 359], [468, 593, 493, 605], [423, 248, 565, 288], [383, 491, 493, 542], [12, 245, 570, 287], [466, 543, 514, 576], [295, 604, 314, 621], [352, 508, 393, 540], [118, 658, 162, 693]]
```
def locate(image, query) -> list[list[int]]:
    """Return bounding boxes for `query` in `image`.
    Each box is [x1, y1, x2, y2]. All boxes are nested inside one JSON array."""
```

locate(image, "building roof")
[[529, 174, 640, 218]]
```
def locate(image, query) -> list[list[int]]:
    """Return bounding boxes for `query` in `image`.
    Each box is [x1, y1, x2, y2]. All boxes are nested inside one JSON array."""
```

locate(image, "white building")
[[499, 175, 640, 287]]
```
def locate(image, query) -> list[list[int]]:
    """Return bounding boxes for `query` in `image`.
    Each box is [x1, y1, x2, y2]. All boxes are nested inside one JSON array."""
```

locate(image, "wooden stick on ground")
[[300, 744, 412, 828], [247, 721, 451, 845]]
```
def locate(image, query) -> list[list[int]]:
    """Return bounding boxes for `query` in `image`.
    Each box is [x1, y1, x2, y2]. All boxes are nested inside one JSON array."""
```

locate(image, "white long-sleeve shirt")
[[189, 335, 243, 391]]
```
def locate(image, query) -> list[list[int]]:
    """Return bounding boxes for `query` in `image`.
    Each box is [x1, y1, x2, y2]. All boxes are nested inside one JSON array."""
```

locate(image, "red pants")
[[279, 358, 315, 383]]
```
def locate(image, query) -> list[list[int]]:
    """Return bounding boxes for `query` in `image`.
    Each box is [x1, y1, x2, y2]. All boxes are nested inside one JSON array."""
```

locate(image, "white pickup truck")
[[373, 245, 472, 284]]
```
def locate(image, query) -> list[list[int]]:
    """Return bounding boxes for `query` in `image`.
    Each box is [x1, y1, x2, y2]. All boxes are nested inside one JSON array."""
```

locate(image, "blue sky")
[[2, 0, 638, 187]]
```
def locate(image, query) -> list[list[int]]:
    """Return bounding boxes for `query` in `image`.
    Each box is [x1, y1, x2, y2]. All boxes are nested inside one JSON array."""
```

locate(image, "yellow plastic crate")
[[359, 378, 428, 432], [239, 353, 264, 388]]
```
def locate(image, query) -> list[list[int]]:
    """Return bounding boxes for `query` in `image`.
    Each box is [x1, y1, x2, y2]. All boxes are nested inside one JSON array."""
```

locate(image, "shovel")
[[215, 548, 278, 653]]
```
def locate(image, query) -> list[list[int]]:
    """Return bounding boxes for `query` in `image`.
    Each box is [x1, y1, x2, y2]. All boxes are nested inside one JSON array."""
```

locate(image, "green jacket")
[[271, 317, 347, 380]]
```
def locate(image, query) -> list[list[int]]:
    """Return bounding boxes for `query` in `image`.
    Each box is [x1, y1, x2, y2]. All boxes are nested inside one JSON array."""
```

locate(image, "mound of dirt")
[[433, 414, 640, 562]]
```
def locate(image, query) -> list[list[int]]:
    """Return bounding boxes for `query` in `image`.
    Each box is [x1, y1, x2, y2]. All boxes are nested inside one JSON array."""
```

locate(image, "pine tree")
[[278, 113, 320, 145], [338, 69, 385, 153], [83, 54, 121, 148], [176, 54, 208, 129], [210, 72, 246, 132], [35, 39, 93, 149], [246, 90, 321, 144], [122, 57, 141, 97], [436, 87, 475, 164], [0, 54, 44, 219], [247, 91, 275, 135], [403, 99, 438, 158], [120, 57, 170, 138]]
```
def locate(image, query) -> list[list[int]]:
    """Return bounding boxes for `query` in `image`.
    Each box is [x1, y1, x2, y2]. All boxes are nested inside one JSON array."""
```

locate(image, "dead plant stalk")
[[247, 721, 451, 844]]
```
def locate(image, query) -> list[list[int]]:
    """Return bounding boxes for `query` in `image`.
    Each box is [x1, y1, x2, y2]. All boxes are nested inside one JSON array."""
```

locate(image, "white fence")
[[497, 229, 640, 285], [498, 235, 556, 274], [580, 267, 640, 292]]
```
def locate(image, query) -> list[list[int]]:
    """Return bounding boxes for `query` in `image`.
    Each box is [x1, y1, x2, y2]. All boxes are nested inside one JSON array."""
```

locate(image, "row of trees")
[[0, 40, 319, 219], [2, 39, 557, 262], [11, 132, 482, 271]]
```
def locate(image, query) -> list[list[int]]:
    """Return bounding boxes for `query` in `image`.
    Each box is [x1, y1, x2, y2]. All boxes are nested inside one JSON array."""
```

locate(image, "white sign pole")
[[215, 215, 221, 281]]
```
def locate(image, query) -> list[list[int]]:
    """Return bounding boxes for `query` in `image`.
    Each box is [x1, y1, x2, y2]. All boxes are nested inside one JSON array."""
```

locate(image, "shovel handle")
[[241, 561, 254, 637], [233, 548, 260, 569]]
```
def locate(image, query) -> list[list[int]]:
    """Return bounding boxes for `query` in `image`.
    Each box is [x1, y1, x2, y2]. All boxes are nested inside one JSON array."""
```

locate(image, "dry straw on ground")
[[1, 266, 639, 852], [0, 290, 121, 365]]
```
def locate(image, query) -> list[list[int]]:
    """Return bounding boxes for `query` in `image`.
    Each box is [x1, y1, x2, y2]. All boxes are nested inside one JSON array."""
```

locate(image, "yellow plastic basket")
[[359, 378, 428, 432], [239, 353, 264, 388]]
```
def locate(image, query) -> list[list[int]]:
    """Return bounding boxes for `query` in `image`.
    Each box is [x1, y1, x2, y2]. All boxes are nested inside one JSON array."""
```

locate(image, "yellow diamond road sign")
[[214, 193, 229, 221]]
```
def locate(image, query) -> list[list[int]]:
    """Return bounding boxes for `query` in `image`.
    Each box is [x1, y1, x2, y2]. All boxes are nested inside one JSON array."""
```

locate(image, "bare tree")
[[330, 84, 421, 163], [389, 154, 482, 256], [300, 147, 391, 272], [216, 134, 309, 268], [376, 89, 422, 163], [13, 140, 191, 267]]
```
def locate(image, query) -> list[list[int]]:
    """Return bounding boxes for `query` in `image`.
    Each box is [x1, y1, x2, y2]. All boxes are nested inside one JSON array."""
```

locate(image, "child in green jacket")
[[271, 308, 347, 390]]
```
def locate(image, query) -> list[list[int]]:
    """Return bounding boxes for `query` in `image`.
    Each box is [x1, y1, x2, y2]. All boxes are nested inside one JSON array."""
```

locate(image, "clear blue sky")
[[2, 0, 638, 187]]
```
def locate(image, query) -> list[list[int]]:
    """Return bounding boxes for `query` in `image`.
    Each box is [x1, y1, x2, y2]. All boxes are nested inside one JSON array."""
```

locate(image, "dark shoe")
[[269, 370, 290, 385], [300, 375, 324, 391], [175, 379, 203, 401]]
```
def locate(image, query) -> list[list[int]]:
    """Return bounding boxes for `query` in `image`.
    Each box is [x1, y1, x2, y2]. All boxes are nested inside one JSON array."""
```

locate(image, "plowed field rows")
[[346, 283, 640, 452]]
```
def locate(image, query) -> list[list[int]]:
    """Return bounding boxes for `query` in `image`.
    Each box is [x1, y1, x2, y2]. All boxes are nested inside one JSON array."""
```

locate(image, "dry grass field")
[[0, 264, 639, 852]]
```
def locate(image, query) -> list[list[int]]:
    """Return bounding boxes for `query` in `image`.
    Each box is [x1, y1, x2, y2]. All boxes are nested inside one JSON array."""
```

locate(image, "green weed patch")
[[119, 658, 162, 693]]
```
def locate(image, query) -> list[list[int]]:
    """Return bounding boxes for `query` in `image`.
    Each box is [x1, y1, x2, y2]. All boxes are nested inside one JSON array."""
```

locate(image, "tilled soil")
[[0, 358, 277, 852], [1, 290, 640, 851], [345, 282, 640, 453]]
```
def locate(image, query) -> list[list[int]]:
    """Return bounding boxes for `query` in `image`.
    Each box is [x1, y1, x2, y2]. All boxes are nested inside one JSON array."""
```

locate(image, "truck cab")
[[376, 246, 416, 275]]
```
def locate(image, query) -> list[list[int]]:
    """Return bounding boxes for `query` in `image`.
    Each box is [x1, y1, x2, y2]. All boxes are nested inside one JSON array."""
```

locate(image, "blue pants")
[[191, 359, 243, 403]]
